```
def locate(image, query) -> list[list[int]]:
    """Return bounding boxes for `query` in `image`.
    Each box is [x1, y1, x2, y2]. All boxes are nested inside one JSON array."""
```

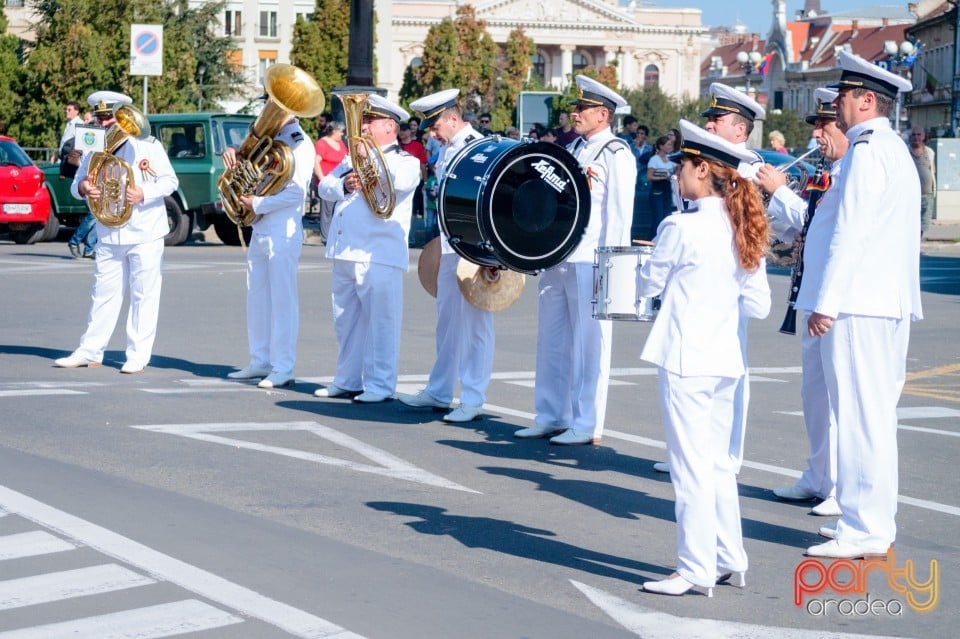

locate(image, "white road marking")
[[482, 403, 959, 517], [140, 387, 260, 395], [0, 599, 242, 639], [570, 580, 909, 639], [899, 424, 960, 437], [130, 421, 479, 493], [0, 486, 366, 639], [0, 564, 155, 610], [783, 407, 960, 420], [0, 390, 86, 398], [0, 531, 76, 561]]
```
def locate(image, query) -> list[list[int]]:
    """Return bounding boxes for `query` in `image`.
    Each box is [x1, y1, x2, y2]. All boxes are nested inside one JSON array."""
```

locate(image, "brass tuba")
[[218, 63, 325, 226], [86, 104, 151, 227], [340, 93, 395, 218]]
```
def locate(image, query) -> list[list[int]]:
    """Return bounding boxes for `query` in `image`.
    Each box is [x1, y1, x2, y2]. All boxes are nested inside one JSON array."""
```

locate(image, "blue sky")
[[639, 1, 875, 34]]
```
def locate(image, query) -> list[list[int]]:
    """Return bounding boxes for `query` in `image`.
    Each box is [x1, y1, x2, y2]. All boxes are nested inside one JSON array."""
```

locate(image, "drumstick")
[[632, 239, 655, 246]]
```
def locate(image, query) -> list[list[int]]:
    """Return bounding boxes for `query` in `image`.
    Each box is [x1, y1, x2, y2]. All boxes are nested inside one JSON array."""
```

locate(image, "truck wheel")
[[164, 197, 190, 246], [213, 217, 252, 246]]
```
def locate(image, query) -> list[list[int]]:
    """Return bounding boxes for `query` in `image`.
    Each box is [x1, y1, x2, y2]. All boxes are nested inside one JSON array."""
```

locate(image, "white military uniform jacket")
[[797, 118, 922, 321], [435, 124, 481, 255], [639, 197, 771, 378], [566, 129, 635, 260], [71, 136, 178, 244], [320, 144, 421, 270], [249, 120, 315, 240]]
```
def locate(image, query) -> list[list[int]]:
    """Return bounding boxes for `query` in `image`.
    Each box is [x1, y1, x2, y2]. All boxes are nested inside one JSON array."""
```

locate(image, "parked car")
[[41, 112, 256, 246], [0, 135, 55, 244]]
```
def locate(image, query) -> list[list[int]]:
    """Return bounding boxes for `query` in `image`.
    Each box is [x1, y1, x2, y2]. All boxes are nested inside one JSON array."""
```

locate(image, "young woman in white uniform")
[[638, 120, 771, 597]]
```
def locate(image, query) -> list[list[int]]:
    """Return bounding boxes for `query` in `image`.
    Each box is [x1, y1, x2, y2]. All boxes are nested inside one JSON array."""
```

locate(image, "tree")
[[493, 27, 534, 131], [763, 108, 811, 151], [0, 12, 21, 136], [290, 0, 349, 98]]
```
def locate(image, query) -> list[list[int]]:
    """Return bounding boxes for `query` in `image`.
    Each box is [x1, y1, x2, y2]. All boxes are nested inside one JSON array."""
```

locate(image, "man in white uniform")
[[756, 88, 845, 519], [399, 89, 492, 423], [652, 83, 763, 470], [224, 100, 316, 389], [54, 91, 178, 373], [804, 51, 921, 559], [315, 95, 421, 403], [513, 75, 635, 445]]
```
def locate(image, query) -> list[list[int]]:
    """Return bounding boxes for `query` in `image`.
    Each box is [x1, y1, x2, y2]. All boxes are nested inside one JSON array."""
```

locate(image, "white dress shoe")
[[643, 573, 713, 597], [806, 539, 889, 560], [818, 522, 837, 539], [353, 391, 391, 403], [227, 365, 271, 379], [773, 484, 818, 501], [257, 373, 294, 388], [716, 570, 746, 587], [314, 385, 361, 398], [810, 496, 842, 517], [396, 390, 449, 410], [652, 462, 670, 473], [549, 430, 599, 445], [54, 352, 102, 368], [443, 404, 483, 422], [120, 361, 144, 374], [514, 424, 567, 439]]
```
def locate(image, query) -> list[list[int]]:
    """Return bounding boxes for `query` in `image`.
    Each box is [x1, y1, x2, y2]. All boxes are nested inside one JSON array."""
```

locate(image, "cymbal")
[[456, 259, 525, 312], [417, 237, 442, 298]]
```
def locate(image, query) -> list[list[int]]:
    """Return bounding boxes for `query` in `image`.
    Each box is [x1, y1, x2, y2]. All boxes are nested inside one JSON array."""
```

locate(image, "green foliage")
[[7, 0, 243, 148], [493, 27, 534, 131], [763, 108, 812, 150], [621, 85, 709, 140], [0, 12, 21, 137], [291, 0, 349, 98]]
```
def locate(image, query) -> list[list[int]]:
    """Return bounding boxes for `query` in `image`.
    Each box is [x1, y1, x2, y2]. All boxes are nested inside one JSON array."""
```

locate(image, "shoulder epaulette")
[[602, 138, 630, 154], [853, 129, 873, 146], [464, 134, 476, 144], [144, 135, 157, 144], [291, 131, 304, 142]]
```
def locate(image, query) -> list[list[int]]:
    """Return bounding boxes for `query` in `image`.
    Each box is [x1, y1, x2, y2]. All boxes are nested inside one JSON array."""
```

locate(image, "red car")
[[0, 135, 55, 244]]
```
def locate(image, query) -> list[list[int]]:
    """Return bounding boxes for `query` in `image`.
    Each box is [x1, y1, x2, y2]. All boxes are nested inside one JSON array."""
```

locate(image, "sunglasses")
[[479, 119, 490, 124]]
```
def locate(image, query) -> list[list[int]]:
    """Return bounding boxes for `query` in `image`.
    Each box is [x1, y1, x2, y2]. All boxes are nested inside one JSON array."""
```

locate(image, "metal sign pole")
[[142, 76, 148, 114]]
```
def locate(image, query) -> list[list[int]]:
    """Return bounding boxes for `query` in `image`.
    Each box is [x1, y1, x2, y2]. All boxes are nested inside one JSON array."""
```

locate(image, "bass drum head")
[[480, 141, 590, 273]]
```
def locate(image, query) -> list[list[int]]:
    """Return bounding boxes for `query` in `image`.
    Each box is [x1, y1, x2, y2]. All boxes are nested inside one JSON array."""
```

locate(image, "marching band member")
[[652, 83, 764, 473], [398, 89, 492, 423], [804, 51, 921, 560], [755, 88, 846, 518], [514, 75, 635, 445], [638, 119, 770, 597], [54, 91, 178, 374], [314, 95, 421, 403], [224, 99, 316, 389]]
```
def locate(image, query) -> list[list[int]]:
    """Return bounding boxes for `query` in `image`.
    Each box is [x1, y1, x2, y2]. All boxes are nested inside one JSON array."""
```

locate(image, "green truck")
[[42, 112, 256, 245]]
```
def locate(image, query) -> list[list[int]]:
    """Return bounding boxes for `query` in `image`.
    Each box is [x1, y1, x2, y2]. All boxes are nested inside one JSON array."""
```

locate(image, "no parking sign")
[[130, 24, 163, 76]]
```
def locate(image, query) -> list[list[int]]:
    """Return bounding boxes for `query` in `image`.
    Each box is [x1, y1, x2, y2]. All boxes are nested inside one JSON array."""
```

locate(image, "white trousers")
[[330, 260, 403, 396], [823, 314, 908, 551], [795, 311, 837, 499], [426, 254, 494, 406], [77, 239, 164, 367], [534, 263, 612, 438], [728, 318, 750, 472], [245, 233, 302, 376], [659, 369, 746, 588]]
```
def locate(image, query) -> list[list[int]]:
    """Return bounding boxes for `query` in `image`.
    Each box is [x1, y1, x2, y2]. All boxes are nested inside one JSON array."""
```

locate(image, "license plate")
[[2, 203, 32, 214]]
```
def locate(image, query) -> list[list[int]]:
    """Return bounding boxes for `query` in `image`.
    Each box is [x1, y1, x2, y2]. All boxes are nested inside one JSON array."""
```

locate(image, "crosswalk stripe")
[[0, 390, 86, 398], [0, 531, 75, 561], [0, 564, 155, 610], [0, 599, 242, 639]]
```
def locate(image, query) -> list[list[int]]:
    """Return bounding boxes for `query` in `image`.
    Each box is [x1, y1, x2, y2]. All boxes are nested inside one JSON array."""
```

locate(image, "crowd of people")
[[52, 52, 924, 600]]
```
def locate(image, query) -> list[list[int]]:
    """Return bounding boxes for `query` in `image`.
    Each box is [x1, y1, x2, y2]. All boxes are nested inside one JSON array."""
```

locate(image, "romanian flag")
[[758, 52, 776, 77]]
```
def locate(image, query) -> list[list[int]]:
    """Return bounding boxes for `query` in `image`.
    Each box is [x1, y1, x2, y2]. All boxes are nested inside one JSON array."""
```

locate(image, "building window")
[[224, 10, 242, 37], [259, 11, 278, 38], [5, 0, 25, 7], [531, 53, 545, 82], [258, 52, 278, 84], [644, 64, 659, 88], [572, 52, 588, 73]]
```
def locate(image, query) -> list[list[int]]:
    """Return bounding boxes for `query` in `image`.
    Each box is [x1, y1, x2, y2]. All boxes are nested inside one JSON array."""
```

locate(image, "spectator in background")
[[423, 162, 440, 241], [313, 120, 348, 243], [504, 126, 521, 140], [477, 113, 494, 136], [317, 111, 331, 135], [82, 110, 94, 124], [910, 126, 936, 239], [634, 124, 653, 167], [421, 126, 442, 159], [399, 121, 429, 245], [408, 116, 420, 136], [463, 111, 477, 127], [647, 136, 677, 231], [619, 115, 639, 144], [399, 122, 428, 177], [554, 111, 578, 147], [57, 100, 83, 161], [541, 128, 557, 144], [769, 129, 788, 154]]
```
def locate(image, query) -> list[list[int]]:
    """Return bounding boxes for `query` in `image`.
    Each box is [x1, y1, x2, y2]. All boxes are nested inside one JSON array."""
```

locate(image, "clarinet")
[[779, 158, 827, 335]]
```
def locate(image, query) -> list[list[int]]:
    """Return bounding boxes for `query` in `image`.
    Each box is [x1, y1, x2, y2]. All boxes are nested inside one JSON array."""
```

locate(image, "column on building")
[[560, 44, 574, 86]]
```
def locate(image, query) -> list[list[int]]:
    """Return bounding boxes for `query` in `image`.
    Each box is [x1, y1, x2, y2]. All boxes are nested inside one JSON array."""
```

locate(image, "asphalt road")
[[0, 236, 958, 638]]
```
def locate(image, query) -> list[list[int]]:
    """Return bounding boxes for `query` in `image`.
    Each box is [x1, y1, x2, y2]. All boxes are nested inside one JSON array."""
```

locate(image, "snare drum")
[[439, 137, 590, 274], [592, 246, 659, 321]]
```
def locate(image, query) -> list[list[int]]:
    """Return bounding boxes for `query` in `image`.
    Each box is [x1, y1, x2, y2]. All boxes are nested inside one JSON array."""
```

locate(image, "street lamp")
[[736, 50, 763, 94], [883, 39, 916, 134], [197, 65, 206, 112]]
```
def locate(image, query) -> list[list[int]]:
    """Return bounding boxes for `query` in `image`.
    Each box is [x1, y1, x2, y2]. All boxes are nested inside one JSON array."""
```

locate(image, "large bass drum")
[[439, 137, 590, 274]]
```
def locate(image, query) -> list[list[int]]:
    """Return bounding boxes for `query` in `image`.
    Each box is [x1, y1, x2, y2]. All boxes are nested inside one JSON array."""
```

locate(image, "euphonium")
[[340, 93, 396, 218], [86, 104, 150, 227], [218, 63, 325, 226]]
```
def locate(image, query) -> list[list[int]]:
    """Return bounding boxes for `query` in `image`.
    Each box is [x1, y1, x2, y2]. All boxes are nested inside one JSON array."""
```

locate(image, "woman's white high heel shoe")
[[643, 573, 713, 597], [716, 570, 747, 588]]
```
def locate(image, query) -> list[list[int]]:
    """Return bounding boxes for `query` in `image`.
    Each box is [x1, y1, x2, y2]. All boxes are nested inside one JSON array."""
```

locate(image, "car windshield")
[[0, 140, 33, 168]]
